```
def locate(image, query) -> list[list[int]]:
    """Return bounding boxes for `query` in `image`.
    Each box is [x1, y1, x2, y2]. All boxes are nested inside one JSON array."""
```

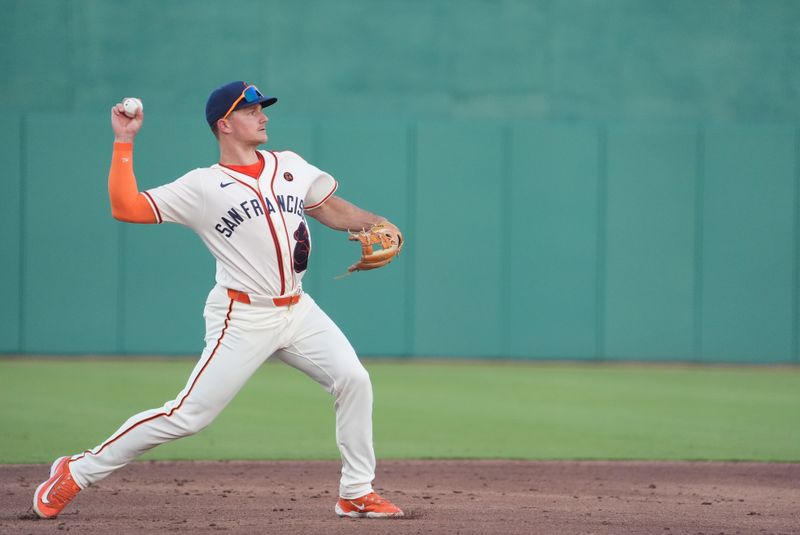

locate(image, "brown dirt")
[[2, 460, 798, 534]]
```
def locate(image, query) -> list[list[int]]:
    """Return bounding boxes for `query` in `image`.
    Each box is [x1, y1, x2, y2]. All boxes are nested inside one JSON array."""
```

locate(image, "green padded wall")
[[3, 1, 800, 362], [701, 126, 796, 362], [604, 126, 698, 360], [2, 1, 71, 111], [508, 124, 600, 359], [0, 115, 22, 351], [22, 114, 120, 353], [413, 122, 505, 357], [6, 1, 800, 121]]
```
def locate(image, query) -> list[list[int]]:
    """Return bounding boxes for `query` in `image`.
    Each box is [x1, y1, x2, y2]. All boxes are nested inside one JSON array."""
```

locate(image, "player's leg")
[[34, 286, 277, 518], [273, 294, 403, 518]]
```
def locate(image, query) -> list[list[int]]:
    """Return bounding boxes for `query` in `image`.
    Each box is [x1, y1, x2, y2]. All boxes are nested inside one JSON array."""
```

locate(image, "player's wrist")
[[114, 136, 135, 144]]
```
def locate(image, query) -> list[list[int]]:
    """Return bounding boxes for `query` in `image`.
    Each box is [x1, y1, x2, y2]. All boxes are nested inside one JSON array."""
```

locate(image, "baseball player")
[[32, 81, 404, 520]]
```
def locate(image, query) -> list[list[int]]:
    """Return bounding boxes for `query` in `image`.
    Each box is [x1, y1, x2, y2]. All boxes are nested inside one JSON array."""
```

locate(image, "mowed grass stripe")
[[1, 359, 798, 463]]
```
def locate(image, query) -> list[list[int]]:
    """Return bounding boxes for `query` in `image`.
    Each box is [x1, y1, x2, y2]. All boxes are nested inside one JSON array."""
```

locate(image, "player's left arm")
[[306, 195, 399, 235], [307, 195, 404, 272]]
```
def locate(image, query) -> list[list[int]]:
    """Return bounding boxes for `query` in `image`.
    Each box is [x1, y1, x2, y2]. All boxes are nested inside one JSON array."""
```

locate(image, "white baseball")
[[122, 98, 143, 118]]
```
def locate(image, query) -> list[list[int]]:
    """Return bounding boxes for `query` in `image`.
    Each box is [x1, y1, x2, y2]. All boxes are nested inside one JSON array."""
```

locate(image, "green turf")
[[1, 359, 798, 463]]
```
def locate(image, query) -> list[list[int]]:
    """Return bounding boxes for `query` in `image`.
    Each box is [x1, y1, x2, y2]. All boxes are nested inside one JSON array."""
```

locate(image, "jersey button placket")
[[268, 160, 297, 296], [265, 197, 291, 295]]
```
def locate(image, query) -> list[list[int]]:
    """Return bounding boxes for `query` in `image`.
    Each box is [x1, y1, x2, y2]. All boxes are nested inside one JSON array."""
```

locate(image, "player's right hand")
[[111, 101, 143, 143]]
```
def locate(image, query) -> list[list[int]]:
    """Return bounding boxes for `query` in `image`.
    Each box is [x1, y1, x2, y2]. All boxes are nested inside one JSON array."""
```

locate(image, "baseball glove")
[[347, 221, 404, 273]]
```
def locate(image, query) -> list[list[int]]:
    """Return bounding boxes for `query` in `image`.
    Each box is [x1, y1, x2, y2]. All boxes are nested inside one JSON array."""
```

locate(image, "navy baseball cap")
[[205, 81, 277, 126]]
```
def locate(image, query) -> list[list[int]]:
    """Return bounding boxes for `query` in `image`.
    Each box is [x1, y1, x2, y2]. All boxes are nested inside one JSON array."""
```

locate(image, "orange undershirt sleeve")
[[108, 142, 158, 224]]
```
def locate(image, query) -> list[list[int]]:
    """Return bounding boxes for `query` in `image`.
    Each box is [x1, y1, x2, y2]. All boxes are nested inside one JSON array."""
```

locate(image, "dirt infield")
[[2, 460, 798, 534]]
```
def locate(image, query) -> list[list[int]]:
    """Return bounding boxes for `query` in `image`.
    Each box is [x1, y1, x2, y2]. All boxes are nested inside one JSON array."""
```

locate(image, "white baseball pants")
[[68, 285, 376, 499]]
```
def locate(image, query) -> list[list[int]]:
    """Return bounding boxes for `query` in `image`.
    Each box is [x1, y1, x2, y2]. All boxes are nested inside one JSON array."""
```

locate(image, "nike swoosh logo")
[[349, 501, 366, 511], [40, 477, 61, 505], [220, 181, 236, 188]]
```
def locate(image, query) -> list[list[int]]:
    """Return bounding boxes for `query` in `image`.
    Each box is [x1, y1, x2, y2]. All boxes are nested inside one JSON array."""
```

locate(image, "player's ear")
[[217, 118, 232, 135]]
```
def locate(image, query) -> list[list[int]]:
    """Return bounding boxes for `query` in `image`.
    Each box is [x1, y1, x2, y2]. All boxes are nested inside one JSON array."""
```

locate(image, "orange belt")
[[227, 288, 301, 307]]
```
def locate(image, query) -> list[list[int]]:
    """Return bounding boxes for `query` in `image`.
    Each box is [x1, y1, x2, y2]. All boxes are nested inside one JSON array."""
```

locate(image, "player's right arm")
[[108, 102, 158, 224]]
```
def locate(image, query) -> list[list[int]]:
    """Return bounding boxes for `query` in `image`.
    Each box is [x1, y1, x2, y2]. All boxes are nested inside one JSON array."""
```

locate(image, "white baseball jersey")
[[142, 150, 337, 296]]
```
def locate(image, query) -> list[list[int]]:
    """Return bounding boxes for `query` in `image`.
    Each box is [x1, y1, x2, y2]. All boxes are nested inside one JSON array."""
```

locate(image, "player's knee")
[[173, 406, 218, 436], [187, 415, 215, 435], [337, 366, 371, 395]]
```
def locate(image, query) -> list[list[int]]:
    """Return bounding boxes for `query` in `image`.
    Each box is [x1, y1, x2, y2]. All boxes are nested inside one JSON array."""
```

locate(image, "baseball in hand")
[[122, 98, 143, 118]]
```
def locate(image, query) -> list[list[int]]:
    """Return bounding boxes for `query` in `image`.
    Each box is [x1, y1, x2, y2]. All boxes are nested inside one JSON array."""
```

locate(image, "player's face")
[[227, 104, 269, 145]]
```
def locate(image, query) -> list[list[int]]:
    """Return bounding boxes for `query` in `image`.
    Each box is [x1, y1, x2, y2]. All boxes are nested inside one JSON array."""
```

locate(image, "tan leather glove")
[[347, 221, 404, 272]]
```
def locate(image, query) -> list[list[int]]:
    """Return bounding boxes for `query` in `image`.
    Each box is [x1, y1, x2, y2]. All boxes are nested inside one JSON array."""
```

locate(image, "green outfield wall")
[[1, 1, 799, 362]]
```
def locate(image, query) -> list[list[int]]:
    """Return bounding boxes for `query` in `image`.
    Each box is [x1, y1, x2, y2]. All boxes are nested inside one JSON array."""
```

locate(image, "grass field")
[[1, 359, 798, 463]]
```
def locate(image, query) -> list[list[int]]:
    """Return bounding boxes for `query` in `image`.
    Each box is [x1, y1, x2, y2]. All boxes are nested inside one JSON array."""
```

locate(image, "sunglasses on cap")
[[221, 85, 266, 122]]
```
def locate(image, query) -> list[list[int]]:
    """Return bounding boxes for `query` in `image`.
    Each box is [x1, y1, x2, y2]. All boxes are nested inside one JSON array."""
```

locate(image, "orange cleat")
[[33, 456, 82, 519], [335, 491, 404, 518]]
